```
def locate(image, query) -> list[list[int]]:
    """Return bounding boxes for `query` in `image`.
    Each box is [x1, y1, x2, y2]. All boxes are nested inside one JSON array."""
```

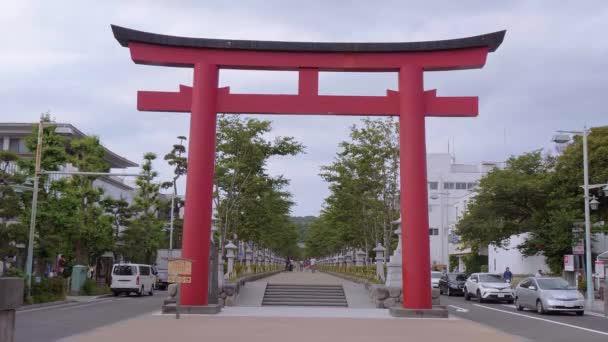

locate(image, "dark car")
[[439, 273, 467, 296]]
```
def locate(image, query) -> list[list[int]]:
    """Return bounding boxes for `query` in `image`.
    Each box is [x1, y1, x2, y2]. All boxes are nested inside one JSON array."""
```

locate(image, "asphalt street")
[[15, 291, 165, 342], [442, 294, 608, 342]]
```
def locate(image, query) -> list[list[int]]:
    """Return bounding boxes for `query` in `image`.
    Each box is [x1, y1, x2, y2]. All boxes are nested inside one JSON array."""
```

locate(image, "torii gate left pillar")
[[112, 25, 505, 315]]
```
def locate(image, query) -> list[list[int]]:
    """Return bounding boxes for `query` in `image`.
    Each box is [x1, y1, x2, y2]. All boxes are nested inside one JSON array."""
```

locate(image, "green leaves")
[[307, 118, 400, 257], [457, 127, 608, 273], [214, 115, 303, 256]]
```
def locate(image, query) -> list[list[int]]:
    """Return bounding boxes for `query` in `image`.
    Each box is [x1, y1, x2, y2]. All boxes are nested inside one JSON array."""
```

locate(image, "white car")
[[431, 271, 442, 288], [111, 263, 155, 296], [464, 273, 514, 303]]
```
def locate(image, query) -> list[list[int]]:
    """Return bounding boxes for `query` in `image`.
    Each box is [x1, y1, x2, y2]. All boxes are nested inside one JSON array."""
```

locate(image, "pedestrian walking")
[[503, 267, 513, 283]]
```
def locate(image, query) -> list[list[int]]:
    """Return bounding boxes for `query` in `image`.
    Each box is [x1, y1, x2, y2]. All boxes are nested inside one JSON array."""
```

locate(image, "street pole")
[[25, 117, 44, 294], [439, 191, 445, 268], [169, 191, 175, 257], [582, 128, 594, 306]]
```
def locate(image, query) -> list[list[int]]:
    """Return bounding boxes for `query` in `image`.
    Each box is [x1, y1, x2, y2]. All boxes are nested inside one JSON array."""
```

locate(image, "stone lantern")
[[373, 243, 386, 281], [225, 241, 238, 278], [386, 216, 403, 288], [345, 251, 353, 267], [355, 249, 366, 267]]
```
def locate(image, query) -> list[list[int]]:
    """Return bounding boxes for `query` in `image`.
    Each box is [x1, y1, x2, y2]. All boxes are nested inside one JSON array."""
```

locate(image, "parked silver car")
[[515, 277, 584, 316]]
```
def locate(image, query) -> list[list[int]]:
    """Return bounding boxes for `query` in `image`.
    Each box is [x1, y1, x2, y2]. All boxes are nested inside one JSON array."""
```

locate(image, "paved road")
[[442, 294, 608, 342], [16, 292, 165, 342]]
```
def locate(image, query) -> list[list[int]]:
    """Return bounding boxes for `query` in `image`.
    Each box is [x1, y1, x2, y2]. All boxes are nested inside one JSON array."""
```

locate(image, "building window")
[[429, 228, 439, 236], [428, 181, 438, 190], [467, 182, 477, 189], [443, 182, 455, 190], [456, 182, 467, 190]]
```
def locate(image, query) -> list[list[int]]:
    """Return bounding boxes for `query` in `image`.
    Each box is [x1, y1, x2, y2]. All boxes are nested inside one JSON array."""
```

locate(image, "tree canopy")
[[456, 126, 608, 273]]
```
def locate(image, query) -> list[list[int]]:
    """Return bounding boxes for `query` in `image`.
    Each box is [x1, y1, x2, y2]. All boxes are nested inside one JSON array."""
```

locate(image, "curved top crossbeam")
[[112, 25, 505, 53]]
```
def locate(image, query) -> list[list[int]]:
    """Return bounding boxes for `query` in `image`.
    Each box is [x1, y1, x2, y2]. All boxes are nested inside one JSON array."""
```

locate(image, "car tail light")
[[136, 276, 140, 285]]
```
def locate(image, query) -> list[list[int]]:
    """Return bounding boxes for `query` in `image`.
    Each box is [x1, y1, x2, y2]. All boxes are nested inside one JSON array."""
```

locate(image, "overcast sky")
[[2, 1, 607, 216]]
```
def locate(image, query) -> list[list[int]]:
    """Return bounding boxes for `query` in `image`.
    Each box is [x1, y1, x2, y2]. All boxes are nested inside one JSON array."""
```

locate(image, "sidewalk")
[[60, 312, 518, 342], [588, 299, 606, 315]]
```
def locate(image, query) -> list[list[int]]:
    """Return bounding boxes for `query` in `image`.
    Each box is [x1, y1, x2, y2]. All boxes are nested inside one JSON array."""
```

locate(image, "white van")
[[111, 263, 155, 296]]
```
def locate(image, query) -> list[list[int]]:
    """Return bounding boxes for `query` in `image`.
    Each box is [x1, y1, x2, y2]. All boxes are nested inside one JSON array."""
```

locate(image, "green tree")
[[161, 136, 187, 249], [213, 115, 303, 255], [101, 198, 132, 239], [456, 126, 608, 273], [120, 153, 164, 264], [18, 120, 115, 268], [309, 118, 400, 257], [0, 151, 28, 268]]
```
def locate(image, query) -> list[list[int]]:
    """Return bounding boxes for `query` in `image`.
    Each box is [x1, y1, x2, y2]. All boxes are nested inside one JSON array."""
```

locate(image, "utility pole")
[[25, 116, 44, 294], [582, 128, 594, 306], [169, 192, 175, 258]]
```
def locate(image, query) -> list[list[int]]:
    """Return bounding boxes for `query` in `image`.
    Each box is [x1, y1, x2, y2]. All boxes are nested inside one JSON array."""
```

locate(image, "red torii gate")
[[112, 25, 505, 313]]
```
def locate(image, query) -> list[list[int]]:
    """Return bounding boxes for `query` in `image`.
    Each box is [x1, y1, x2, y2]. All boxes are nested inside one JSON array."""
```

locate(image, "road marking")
[[55, 299, 116, 311], [585, 311, 608, 318], [17, 302, 82, 314], [473, 304, 608, 336], [501, 304, 516, 309], [448, 305, 469, 313]]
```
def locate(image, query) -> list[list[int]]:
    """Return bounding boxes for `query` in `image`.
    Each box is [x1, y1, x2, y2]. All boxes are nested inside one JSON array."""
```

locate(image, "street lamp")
[[589, 196, 600, 211], [552, 128, 594, 306]]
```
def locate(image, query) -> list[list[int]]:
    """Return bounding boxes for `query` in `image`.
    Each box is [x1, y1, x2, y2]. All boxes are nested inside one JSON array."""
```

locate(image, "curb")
[[17, 299, 76, 311]]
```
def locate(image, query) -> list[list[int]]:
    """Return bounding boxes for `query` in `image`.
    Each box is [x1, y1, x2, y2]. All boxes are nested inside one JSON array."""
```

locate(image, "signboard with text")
[[596, 260, 605, 279], [572, 225, 585, 255], [167, 258, 192, 284], [564, 254, 574, 272]]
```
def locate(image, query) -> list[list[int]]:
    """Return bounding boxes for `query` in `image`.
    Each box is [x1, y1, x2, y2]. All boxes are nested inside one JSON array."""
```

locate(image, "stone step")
[[264, 290, 344, 294], [263, 295, 347, 300], [262, 283, 347, 307], [262, 301, 348, 307], [266, 284, 342, 289]]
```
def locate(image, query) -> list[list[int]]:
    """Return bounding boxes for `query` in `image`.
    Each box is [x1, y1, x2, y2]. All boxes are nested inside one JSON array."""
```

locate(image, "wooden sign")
[[168, 275, 192, 283], [168, 258, 192, 283]]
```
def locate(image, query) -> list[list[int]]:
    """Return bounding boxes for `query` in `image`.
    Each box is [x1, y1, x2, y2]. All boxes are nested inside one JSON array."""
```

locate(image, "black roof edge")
[[112, 25, 506, 53]]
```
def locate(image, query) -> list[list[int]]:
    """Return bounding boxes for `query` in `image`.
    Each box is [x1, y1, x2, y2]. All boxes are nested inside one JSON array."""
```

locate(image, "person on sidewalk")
[[310, 258, 317, 273], [503, 267, 513, 283], [535, 269, 544, 277]]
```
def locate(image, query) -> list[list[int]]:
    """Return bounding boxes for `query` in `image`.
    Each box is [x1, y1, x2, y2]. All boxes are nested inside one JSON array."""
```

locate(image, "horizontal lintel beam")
[[138, 86, 477, 117], [129, 42, 488, 71]]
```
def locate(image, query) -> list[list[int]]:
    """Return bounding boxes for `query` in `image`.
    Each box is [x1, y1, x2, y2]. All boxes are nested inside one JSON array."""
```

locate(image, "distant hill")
[[290, 216, 318, 242]]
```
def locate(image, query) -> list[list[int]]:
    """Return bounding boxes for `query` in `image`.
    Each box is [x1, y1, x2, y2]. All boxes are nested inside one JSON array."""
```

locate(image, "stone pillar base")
[[389, 305, 448, 318], [162, 304, 222, 315]]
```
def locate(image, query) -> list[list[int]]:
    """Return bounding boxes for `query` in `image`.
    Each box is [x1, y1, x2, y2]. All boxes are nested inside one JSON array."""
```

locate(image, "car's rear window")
[[113, 265, 137, 275], [449, 274, 467, 281]]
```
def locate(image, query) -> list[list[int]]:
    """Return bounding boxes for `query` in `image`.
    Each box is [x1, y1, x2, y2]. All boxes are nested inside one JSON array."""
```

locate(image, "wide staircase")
[[262, 283, 348, 307]]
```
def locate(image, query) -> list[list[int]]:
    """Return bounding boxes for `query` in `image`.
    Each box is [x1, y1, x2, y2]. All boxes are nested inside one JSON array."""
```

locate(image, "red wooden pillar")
[[399, 65, 432, 309], [180, 63, 219, 305]]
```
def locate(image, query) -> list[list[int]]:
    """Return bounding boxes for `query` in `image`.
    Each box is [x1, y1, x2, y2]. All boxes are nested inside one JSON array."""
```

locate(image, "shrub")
[[4, 267, 25, 278], [31, 277, 66, 303], [82, 278, 111, 296], [480, 265, 489, 273]]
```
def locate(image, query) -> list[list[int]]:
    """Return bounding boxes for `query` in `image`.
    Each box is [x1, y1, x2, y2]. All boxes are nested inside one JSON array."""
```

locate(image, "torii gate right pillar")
[[399, 65, 432, 309]]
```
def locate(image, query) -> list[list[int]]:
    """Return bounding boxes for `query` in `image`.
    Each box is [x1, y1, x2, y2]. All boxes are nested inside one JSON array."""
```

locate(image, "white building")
[[426, 153, 498, 268], [0, 123, 138, 205]]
